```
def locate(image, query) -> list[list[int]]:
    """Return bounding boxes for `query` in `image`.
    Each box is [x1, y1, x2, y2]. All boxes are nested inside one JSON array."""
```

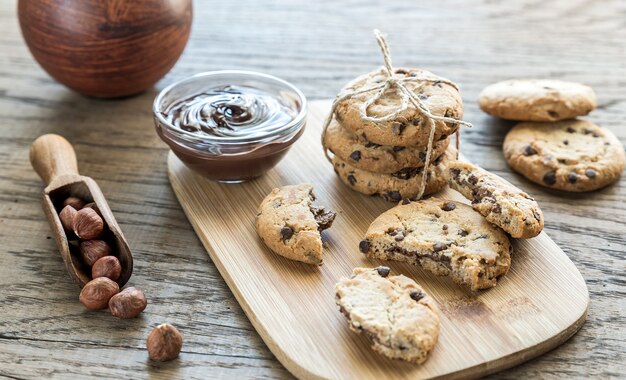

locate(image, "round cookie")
[[479, 79, 596, 121], [323, 118, 450, 174], [332, 147, 454, 202], [335, 67, 464, 147], [359, 198, 512, 291], [255, 184, 336, 265], [503, 120, 625, 192], [335, 266, 440, 364]]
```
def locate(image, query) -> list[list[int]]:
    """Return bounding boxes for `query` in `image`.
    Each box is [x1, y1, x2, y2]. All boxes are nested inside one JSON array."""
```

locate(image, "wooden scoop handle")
[[30, 134, 79, 185]]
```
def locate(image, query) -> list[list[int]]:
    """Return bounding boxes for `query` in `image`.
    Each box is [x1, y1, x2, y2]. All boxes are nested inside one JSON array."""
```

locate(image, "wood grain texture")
[[168, 100, 589, 379], [0, 0, 625, 378]]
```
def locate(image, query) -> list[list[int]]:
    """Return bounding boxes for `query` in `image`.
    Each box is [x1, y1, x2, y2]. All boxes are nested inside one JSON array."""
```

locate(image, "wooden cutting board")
[[167, 100, 589, 379]]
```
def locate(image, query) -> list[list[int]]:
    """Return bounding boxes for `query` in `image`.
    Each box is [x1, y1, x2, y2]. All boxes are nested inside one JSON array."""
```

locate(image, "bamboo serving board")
[[167, 100, 589, 379]]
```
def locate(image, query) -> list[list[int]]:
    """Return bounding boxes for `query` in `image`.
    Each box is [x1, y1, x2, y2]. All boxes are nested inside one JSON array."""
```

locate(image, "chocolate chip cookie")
[[446, 161, 544, 238], [334, 67, 464, 147], [323, 118, 450, 174], [335, 266, 440, 364], [255, 184, 336, 265], [359, 198, 511, 291], [332, 147, 453, 202], [503, 120, 625, 192], [479, 79, 596, 121]]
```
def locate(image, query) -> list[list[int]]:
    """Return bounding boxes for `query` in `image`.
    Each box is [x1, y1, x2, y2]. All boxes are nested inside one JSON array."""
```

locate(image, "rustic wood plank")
[[0, 0, 625, 378]]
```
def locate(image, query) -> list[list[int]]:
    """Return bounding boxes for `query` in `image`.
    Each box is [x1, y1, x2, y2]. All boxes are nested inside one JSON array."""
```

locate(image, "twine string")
[[321, 29, 473, 200]]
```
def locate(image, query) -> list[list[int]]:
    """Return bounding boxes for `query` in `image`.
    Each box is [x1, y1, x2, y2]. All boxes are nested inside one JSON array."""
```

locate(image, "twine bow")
[[322, 29, 473, 200]]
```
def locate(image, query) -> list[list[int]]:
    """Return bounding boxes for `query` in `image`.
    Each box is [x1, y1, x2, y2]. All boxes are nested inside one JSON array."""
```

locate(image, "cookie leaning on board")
[[445, 160, 544, 238], [335, 266, 440, 364], [255, 183, 336, 265], [359, 198, 512, 291]]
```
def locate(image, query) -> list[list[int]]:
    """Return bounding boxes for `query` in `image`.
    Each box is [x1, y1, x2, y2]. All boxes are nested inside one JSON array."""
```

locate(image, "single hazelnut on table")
[[80, 240, 112, 266], [147, 323, 183, 362], [109, 287, 147, 319], [92, 256, 122, 281], [59, 205, 77, 232], [63, 196, 85, 210], [73, 207, 104, 240], [79, 277, 119, 310]]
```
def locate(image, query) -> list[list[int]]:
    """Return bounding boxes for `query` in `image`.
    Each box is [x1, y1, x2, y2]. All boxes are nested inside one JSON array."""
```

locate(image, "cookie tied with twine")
[[322, 29, 473, 200]]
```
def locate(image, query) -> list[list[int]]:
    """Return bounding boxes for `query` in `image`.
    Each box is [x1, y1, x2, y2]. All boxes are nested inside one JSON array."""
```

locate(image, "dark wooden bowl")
[[18, 0, 192, 98]]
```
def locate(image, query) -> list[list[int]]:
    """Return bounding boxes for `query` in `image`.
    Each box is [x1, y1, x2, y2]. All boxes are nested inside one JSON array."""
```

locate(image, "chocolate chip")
[[394, 234, 405, 242], [419, 152, 427, 161], [385, 191, 402, 202], [442, 224, 448, 231], [566, 127, 576, 133], [441, 202, 456, 211], [547, 110, 559, 119], [533, 210, 542, 221], [592, 133, 599, 138], [359, 240, 370, 253], [491, 203, 502, 213], [467, 175, 478, 185], [458, 229, 469, 237], [376, 266, 391, 277], [350, 151, 361, 161], [391, 122, 405, 135], [450, 168, 461, 179], [543, 172, 557, 185], [412, 118, 421, 126], [395, 68, 407, 75], [432, 242, 448, 252], [364, 141, 381, 148], [583, 128, 593, 135], [280, 226, 293, 241], [392, 167, 420, 180], [563, 140, 569, 146], [585, 169, 597, 179], [401, 198, 412, 205], [392, 146, 405, 152], [347, 174, 357, 186], [567, 172, 578, 183], [409, 291, 424, 302], [523, 145, 537, 156]]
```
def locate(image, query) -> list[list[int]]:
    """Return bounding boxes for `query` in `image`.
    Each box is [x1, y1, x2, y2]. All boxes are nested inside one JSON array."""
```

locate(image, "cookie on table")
[[331, 147, 453, 202], [335, 67, 464, 147], [335, 266, 440, 364], [503, 120, 625, 192], [323, 118, 450, 174], [359, 198, 511, 291], [446, 160, 544, 238], [479, 79, 596, 121], [255, 184, 336, 265]]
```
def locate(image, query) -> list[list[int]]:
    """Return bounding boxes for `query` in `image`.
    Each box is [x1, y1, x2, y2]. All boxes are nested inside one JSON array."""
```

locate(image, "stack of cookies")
[[479, 79, 625, 192], [323, 67, 465, 202]]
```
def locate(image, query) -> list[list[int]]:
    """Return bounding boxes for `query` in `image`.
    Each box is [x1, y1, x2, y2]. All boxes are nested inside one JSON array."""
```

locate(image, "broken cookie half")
[[335, 266, 440, 364], [445, 160, 544, 238], [255, 183, 336, 265], [360, 198, 511, 291]]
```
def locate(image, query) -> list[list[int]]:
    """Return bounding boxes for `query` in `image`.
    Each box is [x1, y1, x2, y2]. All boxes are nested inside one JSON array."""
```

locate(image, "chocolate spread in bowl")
[[154, 72, 306, 182]]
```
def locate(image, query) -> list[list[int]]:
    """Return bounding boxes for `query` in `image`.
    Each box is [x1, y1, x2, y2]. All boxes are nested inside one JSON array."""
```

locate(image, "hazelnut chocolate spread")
[[155, 82, 305, 182], [163, 85, 297, 138]]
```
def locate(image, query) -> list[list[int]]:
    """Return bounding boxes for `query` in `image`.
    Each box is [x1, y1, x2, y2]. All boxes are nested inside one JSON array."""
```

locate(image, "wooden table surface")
[[0, 0, 624, 379]]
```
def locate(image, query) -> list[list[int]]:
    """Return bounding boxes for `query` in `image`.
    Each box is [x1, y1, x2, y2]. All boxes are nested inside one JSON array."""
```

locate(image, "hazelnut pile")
[[58, 196, 147, 319]]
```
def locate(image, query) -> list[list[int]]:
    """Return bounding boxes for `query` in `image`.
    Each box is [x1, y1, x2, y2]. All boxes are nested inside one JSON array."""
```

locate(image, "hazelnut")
[[73, 208, 104, 240], [80, 240, 112, 266], [63, 196, 85, 210], [79, 277, 119, 310], [59, 205, 78, 232], [92, 255, 122, 281], [109, 287, 147, 319], [147, 323, 183, 361]]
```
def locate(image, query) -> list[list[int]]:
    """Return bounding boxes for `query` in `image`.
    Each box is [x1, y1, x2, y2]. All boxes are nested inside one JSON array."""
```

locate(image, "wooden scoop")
[[30, 134, 133, 288]]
